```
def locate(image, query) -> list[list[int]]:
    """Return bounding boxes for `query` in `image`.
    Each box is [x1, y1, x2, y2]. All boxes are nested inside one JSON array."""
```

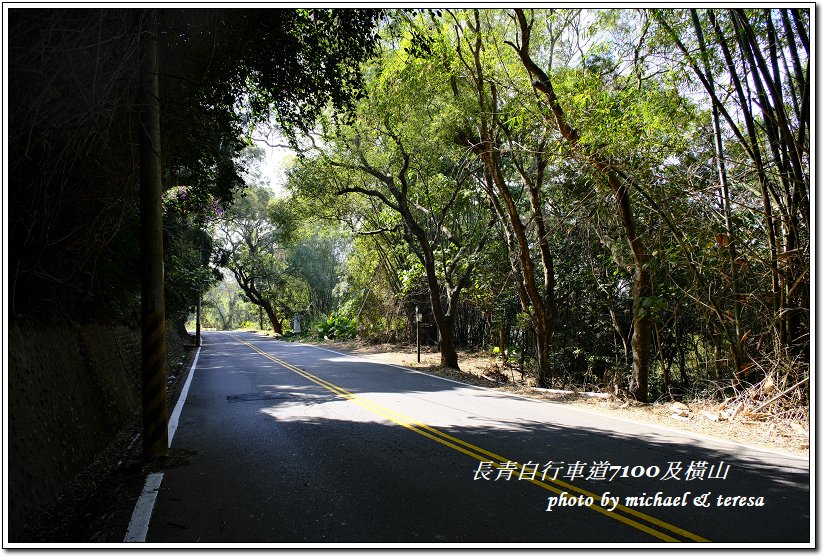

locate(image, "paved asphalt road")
[[144, 331, 810, 544]]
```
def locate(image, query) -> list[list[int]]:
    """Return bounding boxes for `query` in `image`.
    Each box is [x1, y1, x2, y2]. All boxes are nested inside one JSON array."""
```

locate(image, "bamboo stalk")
[[750, 376, 809, 414]]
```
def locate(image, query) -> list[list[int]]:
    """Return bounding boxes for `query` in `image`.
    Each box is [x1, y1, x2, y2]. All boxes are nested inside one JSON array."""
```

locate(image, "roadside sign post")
[[195, 293, 202, 347], [415, 306, 422, 363]]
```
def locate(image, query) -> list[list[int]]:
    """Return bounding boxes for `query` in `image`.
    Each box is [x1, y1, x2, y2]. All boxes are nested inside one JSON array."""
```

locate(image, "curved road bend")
[[144, 331, 810, 544]]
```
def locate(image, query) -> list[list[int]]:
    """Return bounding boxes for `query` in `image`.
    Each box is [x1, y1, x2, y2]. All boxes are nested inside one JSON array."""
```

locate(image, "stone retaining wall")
[[8, 321, 191, 535]]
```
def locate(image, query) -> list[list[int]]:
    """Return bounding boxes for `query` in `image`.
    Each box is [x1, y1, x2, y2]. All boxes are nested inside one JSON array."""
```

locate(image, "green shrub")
[[316, 313, 357, 340]]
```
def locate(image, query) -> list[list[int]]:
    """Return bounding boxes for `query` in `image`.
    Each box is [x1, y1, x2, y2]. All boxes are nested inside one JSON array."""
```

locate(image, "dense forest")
[[10, 8, 809, 408]]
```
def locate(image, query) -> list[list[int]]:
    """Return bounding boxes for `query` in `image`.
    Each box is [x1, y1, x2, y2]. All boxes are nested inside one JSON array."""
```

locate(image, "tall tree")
[[445, 9, 560, 388], [215, 186, 288, 334], [290, 22, 494, 369], [514, 9, 639, 397]]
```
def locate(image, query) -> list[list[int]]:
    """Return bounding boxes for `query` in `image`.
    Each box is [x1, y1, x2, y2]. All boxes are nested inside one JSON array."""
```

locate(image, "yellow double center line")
[[230, 334, 709, 543]]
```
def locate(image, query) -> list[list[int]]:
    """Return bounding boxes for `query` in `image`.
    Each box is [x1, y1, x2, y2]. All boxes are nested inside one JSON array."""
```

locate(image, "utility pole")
[[139, 8, 169, 459]]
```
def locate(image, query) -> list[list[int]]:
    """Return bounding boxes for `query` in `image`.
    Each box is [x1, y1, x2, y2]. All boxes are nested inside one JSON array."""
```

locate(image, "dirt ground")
[[301, 337, 810, 458]]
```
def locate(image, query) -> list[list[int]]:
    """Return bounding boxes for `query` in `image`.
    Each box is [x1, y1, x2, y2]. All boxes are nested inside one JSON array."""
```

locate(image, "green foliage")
[[164, 197, 222, 325], [201, 278, 261, 330], [10, 6, 807, 401], [316, 313, 358, 340], [261, 8, 809, 397], [490, 345, 522, 366], [327, 233, 409, 341]]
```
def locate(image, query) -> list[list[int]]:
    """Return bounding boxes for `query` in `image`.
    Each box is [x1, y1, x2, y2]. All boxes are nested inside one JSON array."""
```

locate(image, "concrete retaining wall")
[[8, 321, 190, 535]]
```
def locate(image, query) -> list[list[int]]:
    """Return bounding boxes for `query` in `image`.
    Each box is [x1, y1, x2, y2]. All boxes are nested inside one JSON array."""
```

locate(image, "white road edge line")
[[287, 340, 809, 463], [123, 472, 164, 542], [123, 345, 202, 542], [169, 346, 201, 445]]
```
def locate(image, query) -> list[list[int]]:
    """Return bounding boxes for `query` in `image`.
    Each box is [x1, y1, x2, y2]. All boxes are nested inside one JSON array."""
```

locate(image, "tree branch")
[[335, 184, 401, 213], [357, 224, 402, 236]]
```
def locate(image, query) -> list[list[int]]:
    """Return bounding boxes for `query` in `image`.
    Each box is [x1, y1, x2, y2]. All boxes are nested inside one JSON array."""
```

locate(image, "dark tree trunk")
[[655, 325, 670, 397], [498, 319, 508, 356], [630, 268, 652, 402], [262, 301, 283, 335], [421, 253, 460, 370], [534, 326, 552, 388], [229, 267, 282, 335], [675, 317, 689, 386], [436, 314, 459, 370]]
